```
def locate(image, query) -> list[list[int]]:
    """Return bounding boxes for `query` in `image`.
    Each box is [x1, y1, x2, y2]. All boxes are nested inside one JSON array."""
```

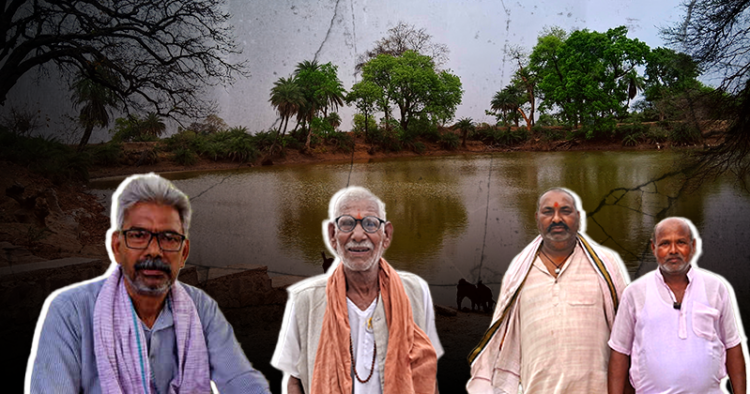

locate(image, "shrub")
[[172, 148, 198, 166], [537, 113, 560, 127], [327, 131, 354, 153], [646, 126, 669, 143], [542, 127, 566, 141], [439, 131, 460, 150], [670, 122, 702, 145], [514, 126, 530, 142], [0, 128, 91, 181], [311, 117, 335, 139], [353, 113, 378, 137], [110, 114, 162, 142], [252, 129, 276, 151], [622, 133, 640, 146], [409, 141, 426, 154], [281, 135, 302, 150], [91, 142, 123, 166], [368, 127, 402, 152]]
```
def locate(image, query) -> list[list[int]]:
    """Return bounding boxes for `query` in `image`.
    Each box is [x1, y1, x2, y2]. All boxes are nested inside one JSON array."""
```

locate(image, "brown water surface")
[[91, 151, 750, 321]]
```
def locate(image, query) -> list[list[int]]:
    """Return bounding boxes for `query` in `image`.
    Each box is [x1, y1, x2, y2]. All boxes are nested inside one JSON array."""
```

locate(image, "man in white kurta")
[[467, 188, 629, 393], [519, 241, 611, 392]]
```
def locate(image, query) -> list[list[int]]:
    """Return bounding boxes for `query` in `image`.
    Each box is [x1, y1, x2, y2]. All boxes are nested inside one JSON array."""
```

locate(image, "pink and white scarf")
[[93, 267, 210, 393]]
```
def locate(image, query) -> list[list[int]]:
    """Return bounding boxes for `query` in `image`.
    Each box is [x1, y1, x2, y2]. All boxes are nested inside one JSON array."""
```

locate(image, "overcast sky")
[[6, 0, 686, 142]]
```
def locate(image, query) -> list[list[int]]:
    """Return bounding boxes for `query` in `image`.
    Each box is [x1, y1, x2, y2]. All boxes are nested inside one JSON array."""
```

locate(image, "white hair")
[[328, 186, 386, 221], [111, 173, 191, 236]]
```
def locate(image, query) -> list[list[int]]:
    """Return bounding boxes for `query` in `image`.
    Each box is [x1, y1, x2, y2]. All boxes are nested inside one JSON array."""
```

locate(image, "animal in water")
[[475, 280, 495, 313], [457, 278, 495, 313]]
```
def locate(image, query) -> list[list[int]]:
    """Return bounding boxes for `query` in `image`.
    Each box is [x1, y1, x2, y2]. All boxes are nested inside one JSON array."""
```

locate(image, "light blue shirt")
[[29, 278, 270, 394]]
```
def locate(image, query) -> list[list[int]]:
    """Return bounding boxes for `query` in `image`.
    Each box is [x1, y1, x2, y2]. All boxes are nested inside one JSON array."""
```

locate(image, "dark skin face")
[[535, 190, 580, 252], [111, 202, 190, 299], [651, 218, 694, 278], [327, 199, 392, 273]]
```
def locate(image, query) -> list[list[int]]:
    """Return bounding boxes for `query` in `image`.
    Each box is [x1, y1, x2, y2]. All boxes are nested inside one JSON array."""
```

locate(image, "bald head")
[[650, 217, 697, 276], [651, 217, 694, 244]]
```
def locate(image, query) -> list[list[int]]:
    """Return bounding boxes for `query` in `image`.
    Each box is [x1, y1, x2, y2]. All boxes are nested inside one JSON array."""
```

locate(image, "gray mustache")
[[134, 257, 171, 274]]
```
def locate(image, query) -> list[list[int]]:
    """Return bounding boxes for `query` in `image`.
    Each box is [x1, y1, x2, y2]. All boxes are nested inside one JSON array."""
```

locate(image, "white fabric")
[[272, 277, 443, 384], [609, 267, 745, 393], [347, 298, 380, 394], [518, 246, 609, 393]]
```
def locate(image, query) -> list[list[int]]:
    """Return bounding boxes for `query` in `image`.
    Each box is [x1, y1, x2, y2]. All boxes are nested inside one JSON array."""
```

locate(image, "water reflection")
[[90, 151, 750, 319]]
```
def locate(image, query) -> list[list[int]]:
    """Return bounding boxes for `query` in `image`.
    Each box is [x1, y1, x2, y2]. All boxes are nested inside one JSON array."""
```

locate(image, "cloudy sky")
[[6, 0, 687, 142]]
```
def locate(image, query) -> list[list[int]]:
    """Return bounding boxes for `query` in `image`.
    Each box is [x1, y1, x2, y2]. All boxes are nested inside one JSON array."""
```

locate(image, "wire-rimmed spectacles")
[[335, 215, 385, 233], [121, 228, 186, 252]]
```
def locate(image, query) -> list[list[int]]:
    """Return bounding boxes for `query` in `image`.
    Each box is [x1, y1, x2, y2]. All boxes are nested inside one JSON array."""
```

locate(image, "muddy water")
[[91, 151, 750, 322]]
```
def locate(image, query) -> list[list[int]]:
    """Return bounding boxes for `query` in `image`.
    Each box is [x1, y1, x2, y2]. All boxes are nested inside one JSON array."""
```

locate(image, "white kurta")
[[518, 245, 610, 393]]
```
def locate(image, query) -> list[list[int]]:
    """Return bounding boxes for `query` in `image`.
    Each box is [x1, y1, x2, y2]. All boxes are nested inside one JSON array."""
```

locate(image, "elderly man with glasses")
[[272, 186, 443, 394], [27, 173, 270, 393]]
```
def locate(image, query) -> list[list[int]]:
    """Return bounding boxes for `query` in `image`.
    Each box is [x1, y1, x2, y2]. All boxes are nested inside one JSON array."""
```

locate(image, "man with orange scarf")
[[272, 186, 443, 394]]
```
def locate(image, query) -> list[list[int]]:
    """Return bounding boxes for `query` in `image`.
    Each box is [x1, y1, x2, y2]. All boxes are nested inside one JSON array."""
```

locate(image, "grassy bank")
[[0, 120, 724, 182]]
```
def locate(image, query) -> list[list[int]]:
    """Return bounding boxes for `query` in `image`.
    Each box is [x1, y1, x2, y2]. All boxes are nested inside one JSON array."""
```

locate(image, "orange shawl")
[[310, 258, 437, 394]]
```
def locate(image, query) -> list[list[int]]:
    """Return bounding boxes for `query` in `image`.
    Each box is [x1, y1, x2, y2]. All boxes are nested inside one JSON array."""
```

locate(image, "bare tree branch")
[[0, 0, 247, 120]]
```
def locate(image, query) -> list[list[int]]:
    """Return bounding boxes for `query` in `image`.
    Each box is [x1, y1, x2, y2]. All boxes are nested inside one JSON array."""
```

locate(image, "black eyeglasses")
[[335, 215, 385, 233], [121, 228, 186, 252]]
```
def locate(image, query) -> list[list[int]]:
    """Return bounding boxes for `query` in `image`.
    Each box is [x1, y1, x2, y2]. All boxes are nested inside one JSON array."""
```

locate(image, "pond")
[[91, 150, 750, 322]]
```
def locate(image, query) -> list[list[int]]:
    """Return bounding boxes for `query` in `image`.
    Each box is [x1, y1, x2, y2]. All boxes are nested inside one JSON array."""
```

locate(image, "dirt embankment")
[[89, 131, 703, 180], [1, 161, 109, 265]]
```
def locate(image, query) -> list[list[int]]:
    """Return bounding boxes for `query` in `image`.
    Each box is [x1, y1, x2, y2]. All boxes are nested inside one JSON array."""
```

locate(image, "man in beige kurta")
[[467, 188, 629, 393]]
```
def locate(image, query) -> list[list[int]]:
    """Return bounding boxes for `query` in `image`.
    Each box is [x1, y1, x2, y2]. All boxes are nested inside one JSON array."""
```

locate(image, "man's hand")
[[726, 344, 747, 394], [608, 349, 631, 394]]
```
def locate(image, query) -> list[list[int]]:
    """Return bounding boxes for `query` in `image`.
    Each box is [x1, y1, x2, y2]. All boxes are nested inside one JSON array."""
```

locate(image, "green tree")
[[490, 85, 524, 126], [531, 26, 650, 133], [326, 113, 342, 130], [454, 117, 475, 148], [269, 76, 305, 144], [346, 81, 383, 139], [71, 70, 119, 151], [425, 71, 463, 126], [362, 51, 463, 131], [293, 60, 346, 150], [140, 112, 166, 138]]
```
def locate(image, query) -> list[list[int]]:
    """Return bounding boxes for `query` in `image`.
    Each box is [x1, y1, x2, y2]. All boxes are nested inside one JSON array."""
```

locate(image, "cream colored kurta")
[[518, 244, 610, 393]]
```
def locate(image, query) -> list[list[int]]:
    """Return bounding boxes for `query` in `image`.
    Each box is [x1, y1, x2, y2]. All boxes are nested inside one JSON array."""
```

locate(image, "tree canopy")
[[346, 81, 383, 138], [0, 0, 245, 118], [290, 60, 345, 150], [356, 21, 450, 72], [361, 50, 463, 131], [531, 26, 650, 132]]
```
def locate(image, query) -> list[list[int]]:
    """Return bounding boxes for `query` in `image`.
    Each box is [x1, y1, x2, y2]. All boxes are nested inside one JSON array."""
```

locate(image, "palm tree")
[[293, 60, 346, 151], [454, 117, 475, 148], [269, 76, 305, 143], [326, 112, 342, 131], [625, 72, 646, 108], [72, 72, 119, 151], [293, 60, 321, 149], [318, 81, 345, 119], [491, 85, 525, 126], [140, 112, 166, 138], [490, 90, 514, 125]]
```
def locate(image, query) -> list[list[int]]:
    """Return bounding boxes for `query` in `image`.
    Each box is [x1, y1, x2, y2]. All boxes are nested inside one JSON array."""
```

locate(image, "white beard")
[[338, 238, 383, 272]]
